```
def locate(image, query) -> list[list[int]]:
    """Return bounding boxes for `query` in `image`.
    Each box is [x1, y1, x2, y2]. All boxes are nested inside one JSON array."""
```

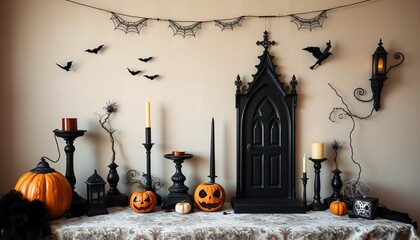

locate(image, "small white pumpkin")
[[175, 201, 191, 214]]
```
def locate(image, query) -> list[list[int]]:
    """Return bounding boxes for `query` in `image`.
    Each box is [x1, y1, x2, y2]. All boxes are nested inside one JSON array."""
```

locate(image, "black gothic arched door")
[[232, 31, 304, 213], [242, 85, 290, 198]]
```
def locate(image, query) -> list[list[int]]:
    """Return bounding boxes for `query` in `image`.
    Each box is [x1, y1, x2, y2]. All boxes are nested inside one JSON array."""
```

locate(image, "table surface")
[[48, 203, 419, 240]]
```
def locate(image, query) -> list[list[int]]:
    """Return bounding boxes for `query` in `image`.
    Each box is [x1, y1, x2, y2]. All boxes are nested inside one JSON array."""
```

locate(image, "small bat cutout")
[[127, 68, 141, 76], [56, 61, 73, 72], [144, 74, 159, 80], [138, 57, 153, 62], [85, 44, 104, 54]]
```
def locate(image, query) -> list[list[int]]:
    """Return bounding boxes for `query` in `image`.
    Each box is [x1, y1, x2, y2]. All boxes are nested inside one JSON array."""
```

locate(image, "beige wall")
[[1, 0, 419, 223]]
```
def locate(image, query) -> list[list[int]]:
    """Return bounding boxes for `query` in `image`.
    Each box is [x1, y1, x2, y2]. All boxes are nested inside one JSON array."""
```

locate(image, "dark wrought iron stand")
[[309, 157, 327, 211], [104, 162, 129, 207], [142, 127, 162, 206], [54, 129, 87, 217], [324, 168, 343, 207], [301, 172, 309, 211], [162, 153, 194, 210]]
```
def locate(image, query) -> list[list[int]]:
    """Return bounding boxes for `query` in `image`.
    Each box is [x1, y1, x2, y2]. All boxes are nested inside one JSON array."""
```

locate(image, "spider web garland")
[[168, 20, 202, 38], [110, 12, 148, 34], [65, 0, 373, 37], [290, 10, 328, 31], [214, 16, 245, 31]]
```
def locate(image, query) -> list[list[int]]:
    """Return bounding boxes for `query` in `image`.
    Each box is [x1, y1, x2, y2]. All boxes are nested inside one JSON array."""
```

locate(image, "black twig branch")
[[328, 83, 375, 184], [331, 140, 342, 170], [95, 101, 118, 164]]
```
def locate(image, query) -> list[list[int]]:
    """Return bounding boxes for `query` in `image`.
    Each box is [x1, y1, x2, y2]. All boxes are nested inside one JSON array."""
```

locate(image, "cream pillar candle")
[[311, 142, 324, 159], [146, 99, 151, 128]]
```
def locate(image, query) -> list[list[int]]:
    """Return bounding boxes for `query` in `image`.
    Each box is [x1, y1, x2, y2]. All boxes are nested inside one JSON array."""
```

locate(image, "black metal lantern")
[[371, 39, 388, 80], [354, 39, 404, 111], [86, 170, 108, 216], [370, 39, 388, 111]]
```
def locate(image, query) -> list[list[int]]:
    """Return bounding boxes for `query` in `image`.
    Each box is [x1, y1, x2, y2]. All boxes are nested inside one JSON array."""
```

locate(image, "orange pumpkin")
[[14, 159, 72, 220], [329, 200, 348, 216], [129, 191, 157, 213], [194, 182, 225, 212]]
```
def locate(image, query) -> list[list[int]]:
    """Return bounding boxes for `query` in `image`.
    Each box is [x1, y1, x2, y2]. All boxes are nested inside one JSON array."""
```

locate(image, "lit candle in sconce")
[[378, 58, 384, 73], [302, 154, 307, 173], [62, 118, 77, 131], [311, 142, 324, 159]]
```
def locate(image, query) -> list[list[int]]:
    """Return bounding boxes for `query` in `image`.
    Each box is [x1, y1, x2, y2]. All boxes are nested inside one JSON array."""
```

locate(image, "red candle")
[[62, 118, 77, 131]]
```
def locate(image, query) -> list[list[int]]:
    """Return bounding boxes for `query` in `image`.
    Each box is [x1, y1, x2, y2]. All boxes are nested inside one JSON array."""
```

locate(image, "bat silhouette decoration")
[[303, 40, 333, 70], [127, 68, 141, 76], [56, 61, 73, 72], [138, 57, 153, 62], [144, 74, 159, 80], [85, 44, 104, 54]]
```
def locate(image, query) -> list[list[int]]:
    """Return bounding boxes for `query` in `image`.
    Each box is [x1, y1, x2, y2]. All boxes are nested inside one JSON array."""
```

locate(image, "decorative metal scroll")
[[353, 52, 405, 103], [126, 169, 163, 191]]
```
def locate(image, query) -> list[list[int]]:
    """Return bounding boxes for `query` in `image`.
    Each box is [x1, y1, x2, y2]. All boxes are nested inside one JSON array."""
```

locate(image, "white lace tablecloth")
[[48, 204, 419, 240]]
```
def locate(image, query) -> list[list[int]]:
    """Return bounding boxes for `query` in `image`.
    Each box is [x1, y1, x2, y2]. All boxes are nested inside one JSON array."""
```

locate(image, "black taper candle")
[[208, 118, 216, 183]]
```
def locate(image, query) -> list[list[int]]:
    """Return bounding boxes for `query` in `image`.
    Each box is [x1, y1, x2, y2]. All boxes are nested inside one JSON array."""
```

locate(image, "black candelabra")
[[142, 127, 162, 206], [309, 157, 327, 211], [54, 129, 87, 217]]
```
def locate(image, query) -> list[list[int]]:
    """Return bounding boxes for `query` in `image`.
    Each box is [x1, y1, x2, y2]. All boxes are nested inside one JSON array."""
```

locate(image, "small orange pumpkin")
[[129, 191, 157, 213], [14, 159, 72, 220], [329, 200, 348, 216], [194, 182, 225, 212]]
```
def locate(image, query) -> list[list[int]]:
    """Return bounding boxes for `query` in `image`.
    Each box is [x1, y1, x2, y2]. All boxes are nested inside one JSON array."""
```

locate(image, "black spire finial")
[[256, 31, 275, 50]]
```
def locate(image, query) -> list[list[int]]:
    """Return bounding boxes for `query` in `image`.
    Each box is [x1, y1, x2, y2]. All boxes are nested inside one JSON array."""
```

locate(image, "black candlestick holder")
[[142, 127, 162, 206], [308, 157, 327, 211], [324, 168, 343, 207], [301, 172, 309, 211], [162, 153, 194, 210], [54, 129, 87, 217], [104, 162, 129, 207]]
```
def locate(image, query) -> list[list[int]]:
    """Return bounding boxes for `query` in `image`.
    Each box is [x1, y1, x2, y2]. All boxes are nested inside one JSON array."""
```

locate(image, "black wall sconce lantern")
[[355, 39, 405, 111], [86, 170, 109, 216]]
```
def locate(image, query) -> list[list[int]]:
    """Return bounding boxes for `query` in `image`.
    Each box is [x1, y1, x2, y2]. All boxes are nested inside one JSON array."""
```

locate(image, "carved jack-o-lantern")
[[129, 191, 156, 213], [194, 182, 225, 212]]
